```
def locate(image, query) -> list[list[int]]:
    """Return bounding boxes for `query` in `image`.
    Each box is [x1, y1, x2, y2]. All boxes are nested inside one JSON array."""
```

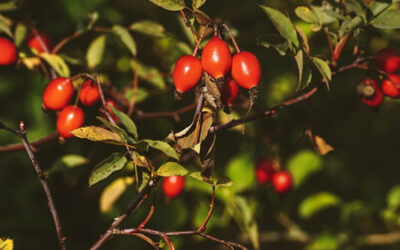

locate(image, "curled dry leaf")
[[306, 129, 334, 155]]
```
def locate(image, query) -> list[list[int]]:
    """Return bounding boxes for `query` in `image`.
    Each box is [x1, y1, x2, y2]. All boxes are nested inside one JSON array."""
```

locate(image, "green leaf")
[[14, 23, 27, 47], [109, 106, 138, 140], [287, 150, 322, 187], [260, 5, 299, 51], [147, 0, 185, 11], [71, 126, 125, 145], [258, 34, 289, 56], [0, 1, 18, 12], [39, 53, 70, 77], [157, 162, 188, 176], [141, 139, 179, 160], [339, 16, 364, 37], [306, 234, 339, 250], [130, 59, 166, 89], [311, 56, 331, 89], [295, 6, 319, 24], [294, 50, 304, 88], [112, 25, 137, 56], [299, 192, 341, 219], [130, 20, 166, 38], [0, 18, 12, 37], [100, 177, 134, 213], [371, 9, 400, 29], [192, 0, 207, 9], [190, 171, 232, 187], [387, 185, 400, 210], [96, 117, 130, 143], [89, 152, 128, 186], [86, 35, 106, 69], [225, 153, 255, 192], [47, 154, 87, 175]]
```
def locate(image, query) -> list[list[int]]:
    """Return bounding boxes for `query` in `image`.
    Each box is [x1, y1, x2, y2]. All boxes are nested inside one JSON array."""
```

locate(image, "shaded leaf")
[[0, 238, 13, 250], [147, 0, 185, 11], [295, 25, 310, 54], [192, 0, 207, 9], [112, 25, 137, 56], [311, 56, 331, 89], [225, 153, 255, 192], [287, 150, 322, 187], [306, 234, 339, 250], [109, 106, 138, 140], [130, 20, 166, 38], [258, 34, 289, 56], [0, 1, 17, 12], [260, 5, 299, 51], [14, 23, 27, 47], [294, 50, 304, 89], [0, 20, 12, 37], [86, 35, 106, 69], [89, 152, 127, 186], [142, 139, 179, 160], [190, 171, 232, 187], [48, 154, 87, 174], [299, 192, 341, 219], [100, 177, 134, 213], [157, 162, 188, 176], [130, 59, 166, 89], [40, 53, 70, 77], [71, 126, 125, 145], [371, 9, 400, 29]]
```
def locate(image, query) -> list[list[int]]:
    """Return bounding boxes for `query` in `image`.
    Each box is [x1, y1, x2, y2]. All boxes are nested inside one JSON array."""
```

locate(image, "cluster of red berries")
[[172, 35, 261, 110], [0, 31, 51, 66], [42, 77, 102, 138], [255, 158, 293, 194], [162, 175, 185, 199], [359, 48, 400, 108]]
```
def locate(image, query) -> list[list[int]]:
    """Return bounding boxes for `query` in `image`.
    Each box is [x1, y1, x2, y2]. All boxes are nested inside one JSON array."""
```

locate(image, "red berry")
[[172, 55, 203, 94], [358, 78, 384, 107], [27, 31, 51, 53], [374, 48, 400, 74], [231, 51, 261, 90], [272, 171, 292, 194], [221, 76, 239, 107], [382, 74, 400, 98], [201, 36, 232, 81], [0, 37, 17, 65], [79, 80, 100, 106], [162, 175, 185, 198], [42, 77, 74, 110], [105, 99, 120, 121], [57, 105, 84, 138], [255, 158, 275, 184]]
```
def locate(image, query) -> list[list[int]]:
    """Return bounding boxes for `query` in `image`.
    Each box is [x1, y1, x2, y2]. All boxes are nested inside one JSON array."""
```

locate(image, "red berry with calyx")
[[57, 105, 84, 138], [374, 48, 400, 74], [231, 51, 261, 90], [358, 78, 383, 107], [172, 55, 203, 94], [382, 74, 400, 98], [201, 36, 232, 83], [27, 31, 51, 53], [221, 76, 239, 110], [0, 37, 17, 65], [162, 175, 185, 199], [79, 80, 100, 106], [255, 158, 275, 184], [42, 77, 74, 110], [272, 171, 292, 194]]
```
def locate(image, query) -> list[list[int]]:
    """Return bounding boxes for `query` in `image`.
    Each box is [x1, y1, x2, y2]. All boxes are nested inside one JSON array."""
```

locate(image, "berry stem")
[[192, 24, 212, 56], [180, 9, 200, 45], [222, 24, 240, 53]]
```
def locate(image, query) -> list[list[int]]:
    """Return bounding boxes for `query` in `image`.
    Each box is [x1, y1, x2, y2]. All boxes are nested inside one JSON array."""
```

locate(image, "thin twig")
[[197, 186, 215, 232], [0, 121, 66, 250], [0, 131, 58, 153], [222, 24, 240, 53]]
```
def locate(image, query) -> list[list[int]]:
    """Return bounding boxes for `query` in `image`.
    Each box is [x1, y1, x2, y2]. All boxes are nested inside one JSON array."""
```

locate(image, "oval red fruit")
[[221, 76, 239, 107], [201, 36, 232, 80], [79, 80, 100, 106], [57, 105, 84, 138], [0, 37, 17, 65], [162, 175, 185, 198], [382, 74, 400, 98], [173, 55, 203, 94], [42, 77, 74, 110], [255, 158, 275, 184], [105, 99, 121, 121], [358, 78, 383, 107], [231, 51, 261, 90], [27, 31, 52, 53], [272, 171, 292, 194], [374, 48, 400, 74]]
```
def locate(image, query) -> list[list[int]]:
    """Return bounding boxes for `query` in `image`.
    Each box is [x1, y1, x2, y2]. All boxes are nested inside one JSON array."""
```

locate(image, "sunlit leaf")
[[295, 6, 319, 24], [86, 35, 106, 69], [109, 106, 138, 140], [141, 139, 179, 160], [14, 23, 27, 47], [190, 171, 232, 187], [21, 57, 41, 70], [311, 56, 331, 89], [71, 126, 125, 145], [40, 53, 71, 77], [306, 234, 339, 250], [130, 20, 166, 38], [287, 150, 322, 187], [387, 185, 400, 210], [96, 117, 130, 143], [299, 192, 341, 219], [192, 0, 207, 9], [89, 152, 128, 186], [0, 238, 13, 250], [225, 153, 255, 192], [371, 9, 400, 29], [0, 1, 17, 12], [100, 177, 134, 213], [306, 129, 334, 155], [47, 154, 87, 174], [260, 5, 299, 51], [112, 25, 137, 56], [339, 16, 364, 37], [157, 162, 188, 176], [147, 0, 185, 11]]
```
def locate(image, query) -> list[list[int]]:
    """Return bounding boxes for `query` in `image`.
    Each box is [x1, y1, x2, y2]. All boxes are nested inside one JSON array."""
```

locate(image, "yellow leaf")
[[21, 57, 41, 70], [100, 177, 134, 213], [306, 129, 334, 155], [0, 238, 14, 250], [71, 126, 125, 145]]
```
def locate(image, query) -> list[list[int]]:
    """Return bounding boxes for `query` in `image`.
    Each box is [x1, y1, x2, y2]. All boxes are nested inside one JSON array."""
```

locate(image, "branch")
[[0, 131, 58, 153], [0, 121, 66, 250]]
